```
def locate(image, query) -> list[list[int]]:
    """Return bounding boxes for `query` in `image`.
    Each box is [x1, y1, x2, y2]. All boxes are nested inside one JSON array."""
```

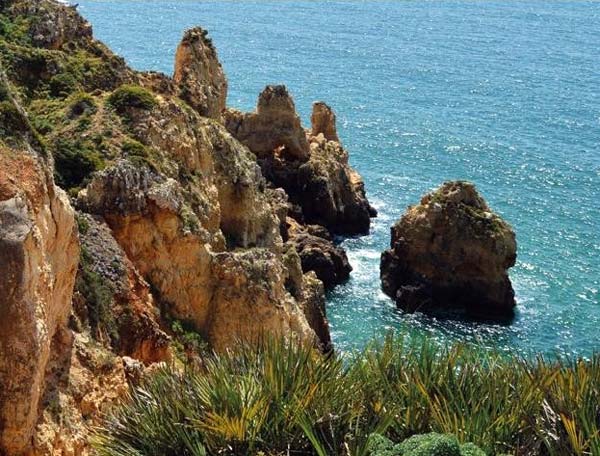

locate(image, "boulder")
[[380, 181, 517, 319], [286, 219, 352, 290]]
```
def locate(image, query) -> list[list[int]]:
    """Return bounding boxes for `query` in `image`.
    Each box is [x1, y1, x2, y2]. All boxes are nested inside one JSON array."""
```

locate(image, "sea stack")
[[225, 88, 376, 235], [380, 181, 517, 319]]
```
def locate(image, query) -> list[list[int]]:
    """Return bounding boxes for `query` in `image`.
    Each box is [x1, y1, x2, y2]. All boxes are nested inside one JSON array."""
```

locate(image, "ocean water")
[[76, 1, 600, 357]]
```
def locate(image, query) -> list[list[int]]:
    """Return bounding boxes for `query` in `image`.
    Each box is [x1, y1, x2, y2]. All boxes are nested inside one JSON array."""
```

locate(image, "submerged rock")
[[380, 181, 517, 319]]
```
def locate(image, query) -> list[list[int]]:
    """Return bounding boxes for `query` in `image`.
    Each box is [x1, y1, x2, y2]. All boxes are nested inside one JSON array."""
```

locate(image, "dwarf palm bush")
[[94, 335, 600, 456], [95, 339, 392, 455]]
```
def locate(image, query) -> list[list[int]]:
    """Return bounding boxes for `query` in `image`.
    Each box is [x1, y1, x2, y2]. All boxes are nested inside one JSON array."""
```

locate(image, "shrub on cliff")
[[49, 72, 79, 98], [0, 100, 28, 136], [95, 336, 600, 456], [76, 246, 118, 345], [52, 137, 105, 189], [367, 433, 485, 456], [107, 84, 157, 114]]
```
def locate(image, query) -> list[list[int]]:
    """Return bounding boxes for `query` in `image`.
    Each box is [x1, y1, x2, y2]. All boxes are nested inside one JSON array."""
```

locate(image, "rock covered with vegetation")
[[381, 181, 517, 319]]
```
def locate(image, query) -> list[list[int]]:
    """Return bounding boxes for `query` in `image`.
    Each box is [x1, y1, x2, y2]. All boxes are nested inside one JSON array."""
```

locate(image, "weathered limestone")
[[380, 181, 517, 319], [173, 27, 228, 120], [0, 148, 79, 455], [311, 101, 339, 142], [225, 85, 310, 161], [225, 85, 375, 235]]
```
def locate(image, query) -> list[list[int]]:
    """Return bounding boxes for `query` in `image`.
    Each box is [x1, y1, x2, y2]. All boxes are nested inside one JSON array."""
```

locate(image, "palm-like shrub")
[[94, 335, 600, 456]]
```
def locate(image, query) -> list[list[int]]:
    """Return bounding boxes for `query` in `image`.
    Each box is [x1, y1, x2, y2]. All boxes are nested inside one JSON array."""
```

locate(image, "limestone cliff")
[[0, 145, 79, 455], [380, 181, 517, 319], [0, 0, 377, 452]]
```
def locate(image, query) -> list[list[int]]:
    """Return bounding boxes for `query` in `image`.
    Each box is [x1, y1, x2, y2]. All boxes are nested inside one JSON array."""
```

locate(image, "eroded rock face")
[[225, 86, 375, 235], [74, 213, 171, 364], [13, 0, 93, 49], [311, 102, 339, 142], [79, 112, 323, 351], [225, 85, 310, 161], [173, 27, 228, 120], [380, 181, 517, 319], [0, 148, 79, 455]]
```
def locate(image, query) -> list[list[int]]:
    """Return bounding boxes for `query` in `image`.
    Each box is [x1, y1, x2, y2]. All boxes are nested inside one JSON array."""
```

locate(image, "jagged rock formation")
[[380, 181, 517, 319], [286, 218, 352, 289], [311, 101, 339, 142], [173, 27, 227, 120], [225, 85, 310, 161], [225, 86, 376, 235]]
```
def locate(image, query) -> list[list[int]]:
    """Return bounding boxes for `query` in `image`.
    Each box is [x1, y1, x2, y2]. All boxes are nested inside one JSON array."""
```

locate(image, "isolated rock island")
[[380, 181, 517, 319]]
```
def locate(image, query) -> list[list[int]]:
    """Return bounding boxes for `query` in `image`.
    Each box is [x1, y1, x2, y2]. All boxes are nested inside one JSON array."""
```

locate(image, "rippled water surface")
[[77, 1, 600, 357]]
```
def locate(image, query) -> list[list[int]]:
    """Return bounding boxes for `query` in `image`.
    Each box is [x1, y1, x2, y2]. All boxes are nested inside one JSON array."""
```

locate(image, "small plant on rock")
[[106, 84, 157, 115]]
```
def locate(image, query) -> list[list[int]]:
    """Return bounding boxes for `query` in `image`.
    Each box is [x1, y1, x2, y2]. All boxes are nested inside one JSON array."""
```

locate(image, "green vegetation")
[[68, 91, 97, 118], [170, 319, 209, 360], [0, 14, 32, 46], [76, 214, 90, 235], [0, 99, 27, 135], [367, 433, 484, 456], [76, 246, 118, 345], [107, 84, 157, 115], [49, 72, 79, 98], [52, 137, 105, 189], [94, 336, 600, 456]]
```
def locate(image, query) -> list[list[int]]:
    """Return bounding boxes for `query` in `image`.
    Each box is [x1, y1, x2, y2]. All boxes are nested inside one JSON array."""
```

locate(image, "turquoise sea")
[[76, 1, 600, 357]]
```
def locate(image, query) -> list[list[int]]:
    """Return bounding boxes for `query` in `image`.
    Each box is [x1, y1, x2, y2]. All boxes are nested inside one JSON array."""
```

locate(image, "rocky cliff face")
[[380, 181, 517, 319], [225, 86, 376, 235], [0, 146, 79, 455], [0, 0, 375, 452], [173, 27, 227, 121]]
